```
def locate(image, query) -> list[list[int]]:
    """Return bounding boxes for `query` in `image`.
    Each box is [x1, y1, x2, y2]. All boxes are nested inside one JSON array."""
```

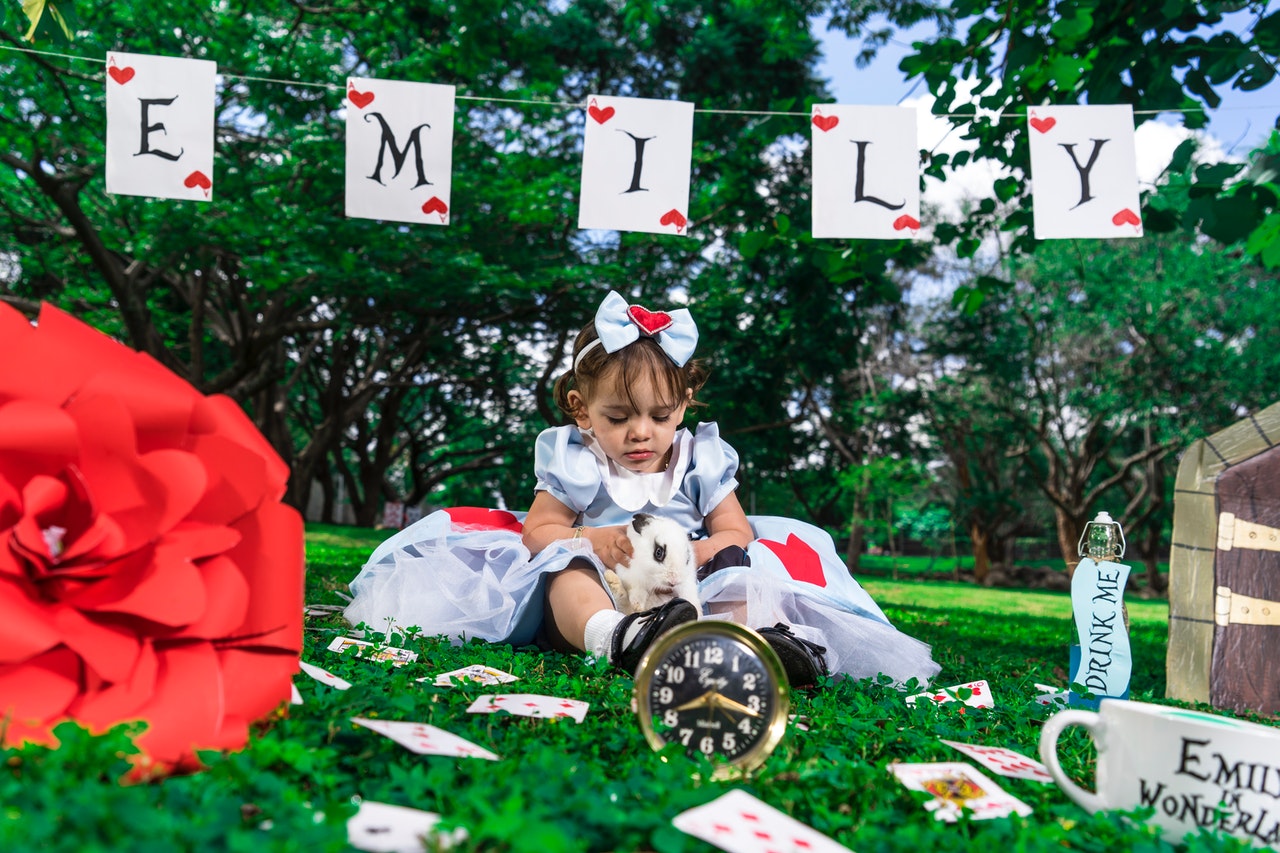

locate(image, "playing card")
[[304, 603, 347, 617], [347, 800, 467, 852], [352, 718, 499, 760], [328, 635, 418, 666], [939, 740, 1054, 783], [906, 679, 994, 709], [673, 789, 853, 853], [1033, 683, 1069, 707], [466, 693, 589, 724], [890, 762, 1033, 821], [290, 683, 303, 705], [425, 664, 519, 688], [300, 660, 353, 690]]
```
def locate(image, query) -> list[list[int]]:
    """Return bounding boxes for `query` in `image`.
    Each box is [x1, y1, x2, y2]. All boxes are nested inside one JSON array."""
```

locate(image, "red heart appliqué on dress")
[[659, 209, 687, 231], [1029, 116, 1056, 134], [108, 65, 136, 85], [892, 214, 921, 231], [588, 105, 615, 124], [348, 87, 375, 109], [759, 534, 827, 587], [626, 306, 673, 336], [183, 170, 212, 191], [445, 507, 523, 534], [811, 114, 839, 132], [1111, 207, 1141, 227], [421, 196, 448, 216]]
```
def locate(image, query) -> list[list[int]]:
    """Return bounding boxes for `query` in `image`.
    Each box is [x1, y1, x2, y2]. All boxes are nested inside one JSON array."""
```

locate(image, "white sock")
[[583, 609, 625, 660]]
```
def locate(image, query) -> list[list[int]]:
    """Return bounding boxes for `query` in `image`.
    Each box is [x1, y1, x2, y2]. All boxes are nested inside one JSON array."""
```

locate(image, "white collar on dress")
[[580, 428, 693, 512]]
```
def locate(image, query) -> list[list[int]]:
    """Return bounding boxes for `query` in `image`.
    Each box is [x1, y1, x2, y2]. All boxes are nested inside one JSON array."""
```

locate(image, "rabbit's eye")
[[653, 544, 667, 563]]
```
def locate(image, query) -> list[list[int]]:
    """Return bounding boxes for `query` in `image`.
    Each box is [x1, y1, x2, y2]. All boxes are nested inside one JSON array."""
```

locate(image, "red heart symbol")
[[108, 65, 135, 85], [348, 88, 375, 109], [421, 196, 448, 216], [445, 507, 523, 534], [1030, 116, 1056, 134], [759, 534, 827, 587], [892, 214, 921, 231], [811, 114, 839, 132], [627, 305, 673, 336], [659, 209, 687, 231], [1111, 207, 1141, 227], [588, 105, 615, 124], [183, 170, 212, 191]]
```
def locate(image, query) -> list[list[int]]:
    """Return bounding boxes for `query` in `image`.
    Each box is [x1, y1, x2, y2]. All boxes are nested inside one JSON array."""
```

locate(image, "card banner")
[[578, 94, 694, 237], [1027, 104, 1143, 240], [345, 77, 456, 225], [105, 51, 216, 202], [811, 104, 921, 240]]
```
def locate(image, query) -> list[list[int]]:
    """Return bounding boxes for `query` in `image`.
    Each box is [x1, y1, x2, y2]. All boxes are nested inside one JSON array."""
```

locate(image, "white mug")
[[1039, 698, 1280, 846]]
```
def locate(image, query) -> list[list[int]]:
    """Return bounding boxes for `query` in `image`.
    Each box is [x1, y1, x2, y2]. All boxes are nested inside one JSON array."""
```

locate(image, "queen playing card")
[[890, 761, 1033, 821]]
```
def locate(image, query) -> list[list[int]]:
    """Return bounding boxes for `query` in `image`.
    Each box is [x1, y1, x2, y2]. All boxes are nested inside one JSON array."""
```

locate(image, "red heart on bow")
[[626, 305, 673, 336], [108, 65, 135, 85], [183, 170, 212, 191], [421, 196, 448, 216], [659, 209, 687, 231], [759, 534, 827, 587], [811, 114, 839, 132], [1111, 207, 1141, 227], [892, 214, 921, 231], [348, 88, 375, 109], [588, 105, 615, 124], [1030, 116, 1056, 134]]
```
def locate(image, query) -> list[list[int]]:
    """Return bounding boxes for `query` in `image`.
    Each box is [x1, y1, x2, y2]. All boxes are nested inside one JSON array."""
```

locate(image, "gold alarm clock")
[[633, 620, 790, 775]]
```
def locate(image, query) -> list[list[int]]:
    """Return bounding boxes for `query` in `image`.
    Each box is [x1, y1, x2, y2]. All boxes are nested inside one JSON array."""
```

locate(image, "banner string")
[[5, 41, 1275, 122]]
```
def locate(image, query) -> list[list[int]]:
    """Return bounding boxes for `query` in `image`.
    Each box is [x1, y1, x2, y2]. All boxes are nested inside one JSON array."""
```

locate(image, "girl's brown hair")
[[552, 321, 708, 422]]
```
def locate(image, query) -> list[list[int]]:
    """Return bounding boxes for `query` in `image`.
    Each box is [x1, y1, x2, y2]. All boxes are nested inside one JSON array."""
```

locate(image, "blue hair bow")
[[573, 291, 699, 371]]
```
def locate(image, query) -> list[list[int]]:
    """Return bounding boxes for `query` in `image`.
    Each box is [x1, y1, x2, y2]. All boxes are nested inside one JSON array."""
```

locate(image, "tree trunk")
[[845, 490, 864, 573], [970, 523, 992, 584], [1056, 508, 1086, 577]]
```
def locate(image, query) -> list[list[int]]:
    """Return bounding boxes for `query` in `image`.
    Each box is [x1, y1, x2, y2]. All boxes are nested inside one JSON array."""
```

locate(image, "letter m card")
[[105, 52, 216, 202], [578, 95, 694, 237], [811, 104, 921, 240], [345, 77, 456, 226], [1027, 104, 1142, 240]]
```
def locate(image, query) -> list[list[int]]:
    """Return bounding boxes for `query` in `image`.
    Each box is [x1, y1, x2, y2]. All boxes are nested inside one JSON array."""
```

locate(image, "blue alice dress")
[[344, 422, 939, 685]]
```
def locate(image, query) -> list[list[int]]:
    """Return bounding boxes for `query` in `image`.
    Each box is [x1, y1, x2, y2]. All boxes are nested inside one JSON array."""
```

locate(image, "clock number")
[[743, 673, 757, 691], [747, 695, 761, 713], [663, 709, 678, 727], [723, 732, 736, 752], [732, 653, 740, 672], [738, 717, 753, 734], [683, 648, 700, 668], [679, 728, 694, 746], [657, 686, 674, 704], [665, 664, 685, 684], [700, 736, 716, 755], [704, 646, 724, 665]]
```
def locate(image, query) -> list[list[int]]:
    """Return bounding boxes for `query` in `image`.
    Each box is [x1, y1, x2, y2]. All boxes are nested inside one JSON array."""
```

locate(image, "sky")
[[813, 15, 1280, 216]]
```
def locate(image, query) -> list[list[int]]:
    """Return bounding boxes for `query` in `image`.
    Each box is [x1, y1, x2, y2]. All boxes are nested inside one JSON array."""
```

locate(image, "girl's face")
[[569, 367, 690, 474]]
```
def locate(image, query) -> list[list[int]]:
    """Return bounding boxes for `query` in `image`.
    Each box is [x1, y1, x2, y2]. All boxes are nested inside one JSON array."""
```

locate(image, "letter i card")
[[104, 51, 216, 201], [578, 94, 694, 236]]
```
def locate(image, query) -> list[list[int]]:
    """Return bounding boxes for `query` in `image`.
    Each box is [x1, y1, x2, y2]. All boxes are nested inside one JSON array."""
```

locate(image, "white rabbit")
[[604, 513, 701, 614]]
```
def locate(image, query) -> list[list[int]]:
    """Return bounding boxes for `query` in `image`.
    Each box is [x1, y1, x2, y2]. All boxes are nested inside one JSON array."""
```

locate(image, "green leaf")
[[739, 230, 771, 260]]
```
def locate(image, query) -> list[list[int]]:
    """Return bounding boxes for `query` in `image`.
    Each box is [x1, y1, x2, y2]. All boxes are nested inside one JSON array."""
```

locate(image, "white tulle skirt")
[[343, 509, 939, 686]]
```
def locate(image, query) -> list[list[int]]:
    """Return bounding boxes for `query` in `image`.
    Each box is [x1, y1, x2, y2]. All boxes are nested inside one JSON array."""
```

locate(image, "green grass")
[[1, 525, 1253, 853]]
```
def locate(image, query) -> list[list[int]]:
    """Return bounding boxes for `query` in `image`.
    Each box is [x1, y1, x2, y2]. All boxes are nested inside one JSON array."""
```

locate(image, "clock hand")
[[706, 691, 761, 718], [672, 691, 716, 713]]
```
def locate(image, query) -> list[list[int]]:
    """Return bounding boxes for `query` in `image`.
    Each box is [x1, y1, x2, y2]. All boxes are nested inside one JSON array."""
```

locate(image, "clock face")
[[634, 621, 789, 773]]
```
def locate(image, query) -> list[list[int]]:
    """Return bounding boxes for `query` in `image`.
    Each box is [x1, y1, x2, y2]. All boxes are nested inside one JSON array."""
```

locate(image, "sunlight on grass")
[[861, 578, 1169, 627]]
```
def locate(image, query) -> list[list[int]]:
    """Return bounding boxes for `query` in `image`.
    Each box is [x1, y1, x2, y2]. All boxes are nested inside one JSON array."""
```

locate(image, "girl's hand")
[[587, 525, 633, 569]]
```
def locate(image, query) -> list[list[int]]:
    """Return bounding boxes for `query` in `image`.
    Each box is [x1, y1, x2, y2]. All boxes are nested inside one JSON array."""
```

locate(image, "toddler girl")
[[345, 291, 939, 687]]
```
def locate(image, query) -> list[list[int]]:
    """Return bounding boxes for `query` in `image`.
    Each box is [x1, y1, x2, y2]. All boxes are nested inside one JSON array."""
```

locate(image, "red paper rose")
[[0, 303, 303, 774]]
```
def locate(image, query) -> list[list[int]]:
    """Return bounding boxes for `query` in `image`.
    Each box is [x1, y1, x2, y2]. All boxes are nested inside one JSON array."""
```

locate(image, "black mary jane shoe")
[[611, 598, 700, 675], [758, 623, 830, 689]]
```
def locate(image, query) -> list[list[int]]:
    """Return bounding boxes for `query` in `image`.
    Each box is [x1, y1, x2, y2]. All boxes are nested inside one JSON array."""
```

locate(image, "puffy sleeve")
[[533, 426, 604, 514], [683, 422, 740, 517]]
